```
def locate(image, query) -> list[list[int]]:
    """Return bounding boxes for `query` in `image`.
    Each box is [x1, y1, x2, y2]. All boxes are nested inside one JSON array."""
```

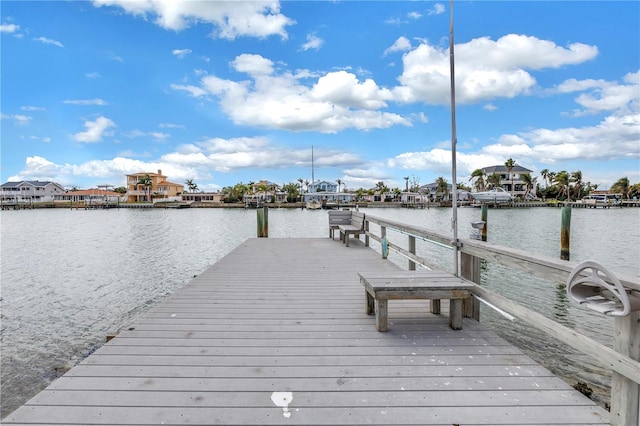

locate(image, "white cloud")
[[93, 0, 294, 40], [555, 72, 640, 117], [310, 70, 393, 110], [9, 137, 364, 188], [107, 52, 124, 62], [387, 108, 639, 182], [2, 113, 32, 125], [170, 83, 208, 97], [163, 137, 362, 174], [407, 11, 422, 20], [231, 53, 274, 75], [86, 72, 101, 79], [397, 34, 599, 105], [159, 122, 185, 129], [492, 113, 640, 163], [428, 3, 446, 15], [1, 23, 19, 33], [21, 106, 47, 112], [64, 98, 108, 106], [178, 53, 411, 133], [34, 36, 63, 47], [301, 33, 324, 51], [383, 36, 412, 56], [74, 116, 115, 143], [172, 48, 192, 59], [123, 129, 147, 138], [150, 132, 169, 140]]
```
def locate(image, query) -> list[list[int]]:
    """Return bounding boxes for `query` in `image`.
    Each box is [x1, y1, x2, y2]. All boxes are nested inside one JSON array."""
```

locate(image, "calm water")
[[1, 206, 639, 417]]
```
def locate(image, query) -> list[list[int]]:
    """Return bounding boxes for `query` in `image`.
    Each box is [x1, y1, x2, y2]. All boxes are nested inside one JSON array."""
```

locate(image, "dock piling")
[[481, 205, 488, 242], [560, 207, 571, 260], [257, 206, 268, 237]]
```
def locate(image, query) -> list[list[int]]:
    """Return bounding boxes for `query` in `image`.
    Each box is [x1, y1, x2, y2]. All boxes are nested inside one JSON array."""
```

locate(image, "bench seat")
[[338, 212, 365, 247], [327, 210, 353, 239], [358, 270, 474, 331]]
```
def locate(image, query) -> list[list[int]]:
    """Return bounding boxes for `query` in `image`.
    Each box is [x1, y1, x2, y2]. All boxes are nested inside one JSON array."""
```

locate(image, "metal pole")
[[449, 0, 459, 276]]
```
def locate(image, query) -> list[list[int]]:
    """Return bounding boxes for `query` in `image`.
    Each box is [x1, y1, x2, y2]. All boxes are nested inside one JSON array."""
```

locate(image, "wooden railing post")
[[461, 252, 481, 320], [365, 220, 370, 247], [611, 312, 640, 426], [380, 226, 387, 259], [408, 235, 416, 270]]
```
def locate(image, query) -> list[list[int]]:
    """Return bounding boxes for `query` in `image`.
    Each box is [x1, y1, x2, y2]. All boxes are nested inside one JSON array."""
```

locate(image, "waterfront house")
[[481, 164, 533, 198], [401, 191, 427, 205], [309, 180, 338, 193], [1, 180, 66, 204], [124, 170, 183, 203], [303, 191, 354, 205], [305, 180, 351, 204], [181, 192, 225, 204], [54, 189, 122, 205]]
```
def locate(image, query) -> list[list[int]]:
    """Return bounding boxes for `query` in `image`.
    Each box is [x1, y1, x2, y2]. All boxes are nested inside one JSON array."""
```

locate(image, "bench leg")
[[375, 299, 388, 332], [430, 299, 441, 314], [449, 299, 463, 330], [365, 291, 374, 315], [345, 233, 350, 247]]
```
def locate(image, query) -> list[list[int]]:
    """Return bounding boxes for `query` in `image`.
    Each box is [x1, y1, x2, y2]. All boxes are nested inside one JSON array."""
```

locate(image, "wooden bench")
[[338, 211, 365, 247], [358, 270, 474, 332], [327, 210, 353, 239]]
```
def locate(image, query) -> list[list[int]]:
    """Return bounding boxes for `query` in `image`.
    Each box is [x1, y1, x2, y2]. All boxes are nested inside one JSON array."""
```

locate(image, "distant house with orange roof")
[[125, 170, 184, 203]]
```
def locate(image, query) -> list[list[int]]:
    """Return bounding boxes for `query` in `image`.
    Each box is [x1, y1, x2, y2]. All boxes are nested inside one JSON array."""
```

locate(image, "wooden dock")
[[4, 238, 609, 425]]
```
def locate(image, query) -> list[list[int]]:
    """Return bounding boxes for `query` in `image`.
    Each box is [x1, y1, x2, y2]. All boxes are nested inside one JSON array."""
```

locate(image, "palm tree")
[[504, 158, 516, 196], [297, 178, 304, 201], [137, 174, 153, 202], [185, 179, 198, 193], [256, 183, 268, 202], [375, 181, 388, 201], [404, 176, 409, 192], [540, 168, 550, 188], [282, 183, 299, 203], [336, 179, 342, 193], [522, 174, 537, 200], [570, 171, 583, 199], [611, 177, 630, 199], [486, 173, 501, 189], [554, 170, 570, 201], [469, 168, 486, 192], [435, 176, 449, 201]]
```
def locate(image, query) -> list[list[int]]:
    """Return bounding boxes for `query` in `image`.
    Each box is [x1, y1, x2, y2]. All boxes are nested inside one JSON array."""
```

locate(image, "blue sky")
[[1, 1, 639, 192]]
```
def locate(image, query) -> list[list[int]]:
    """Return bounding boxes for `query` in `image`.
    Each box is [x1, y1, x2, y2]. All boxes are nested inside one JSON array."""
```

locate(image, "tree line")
[[184, 160, 639, 203]]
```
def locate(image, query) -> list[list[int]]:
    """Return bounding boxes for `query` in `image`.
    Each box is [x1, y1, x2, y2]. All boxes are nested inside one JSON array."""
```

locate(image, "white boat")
[[306, 199, 322, 210], [471, 187, 512, 203]]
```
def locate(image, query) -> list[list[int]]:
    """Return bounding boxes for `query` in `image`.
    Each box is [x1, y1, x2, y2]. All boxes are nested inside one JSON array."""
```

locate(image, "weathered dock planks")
[[4, 238, 609, 425]]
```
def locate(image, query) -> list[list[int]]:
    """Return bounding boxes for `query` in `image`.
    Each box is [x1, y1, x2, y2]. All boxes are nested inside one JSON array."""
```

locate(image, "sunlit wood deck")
[[5, 238, 609, 425]]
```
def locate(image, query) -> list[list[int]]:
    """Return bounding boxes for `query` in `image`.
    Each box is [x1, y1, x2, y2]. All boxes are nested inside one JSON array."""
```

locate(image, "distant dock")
[[4, 237, 609, 425]]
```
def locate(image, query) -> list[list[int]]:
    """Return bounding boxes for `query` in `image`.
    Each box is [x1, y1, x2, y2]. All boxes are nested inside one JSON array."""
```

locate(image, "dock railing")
[[362, 213, 640, 426]]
